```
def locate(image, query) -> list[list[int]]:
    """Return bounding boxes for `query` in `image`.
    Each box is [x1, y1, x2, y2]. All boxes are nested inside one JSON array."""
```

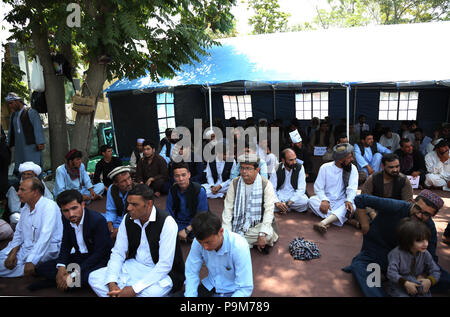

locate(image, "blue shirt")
[[354, 143, 391, 170], [166, 184, 209, 231], [184, 229, 253, 297], [54, 163, 93, 197], [104, 186, 128, 229]]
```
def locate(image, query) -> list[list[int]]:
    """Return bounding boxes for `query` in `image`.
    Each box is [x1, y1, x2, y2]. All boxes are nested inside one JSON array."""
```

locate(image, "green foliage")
[[1, 57, 29, 106], [247, 0, 291, 34], [4, 0, 238, 83], [295, 0, 450, 30]]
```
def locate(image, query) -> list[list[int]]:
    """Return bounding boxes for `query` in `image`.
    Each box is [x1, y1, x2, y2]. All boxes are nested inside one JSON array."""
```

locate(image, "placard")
[[314, 146, 327, 156], [407, 175, 420, 189]]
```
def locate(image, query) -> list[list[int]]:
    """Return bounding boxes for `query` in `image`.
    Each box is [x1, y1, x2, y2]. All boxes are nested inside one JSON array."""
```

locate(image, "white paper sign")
[[407, 175, 420, 189], [289, 130, 302, 143], [314, 146, 327, 156]]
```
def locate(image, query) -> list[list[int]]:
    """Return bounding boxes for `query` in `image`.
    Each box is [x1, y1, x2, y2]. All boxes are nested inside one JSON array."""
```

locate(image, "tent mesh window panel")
[[378, 91, 418, 121], [295, 91, 328, 120], [157, 92, 176, 140], [223, 95, 252, 120]]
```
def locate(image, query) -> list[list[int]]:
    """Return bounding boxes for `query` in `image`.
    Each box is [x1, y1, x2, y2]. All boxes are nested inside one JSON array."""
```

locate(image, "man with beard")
[[424, 139, 450, 191], [289, 129, 313, 181], [394, 138, 426, 187], [358, 153, 413, 225], [269, 148, 309, 214], [160, 130, 179, 165], [135, 141, 169, 197], [354, 131, 391, 177], [54, 149, 104, 203], [308, 143, 359, 234], [342, 190, 450, 296], [129, 138, 145, 169]]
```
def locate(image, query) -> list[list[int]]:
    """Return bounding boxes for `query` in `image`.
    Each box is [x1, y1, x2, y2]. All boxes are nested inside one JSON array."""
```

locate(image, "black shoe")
[[27, 279, 55, 291]]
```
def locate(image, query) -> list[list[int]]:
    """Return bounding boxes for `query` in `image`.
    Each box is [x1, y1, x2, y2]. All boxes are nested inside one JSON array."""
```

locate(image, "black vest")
[[9, 107, 36, 146], [110, 185, 128, 216], [125, 209, 185, 292], [210, 161, 234, 184], [170, 181, 204, 218], [276, 162, 302, 190], [357, 142, 378, 157], [372, 171, 406, 200]]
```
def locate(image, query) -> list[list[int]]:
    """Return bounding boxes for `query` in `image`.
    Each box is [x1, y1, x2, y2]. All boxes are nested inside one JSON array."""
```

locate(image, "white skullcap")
[[137, 138, 145, 143], [205, 129, 215, 138], [19, 162, 42, 176]]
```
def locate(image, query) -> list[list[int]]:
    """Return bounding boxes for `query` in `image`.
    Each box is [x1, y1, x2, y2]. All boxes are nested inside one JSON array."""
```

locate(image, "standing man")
[[354, 131, 391, 177], [424, 139, 450, 191], [54, 149, 105, 202], [31, 190, 112, 291], [104, 166, 134, 240], [354, 114, 370, 136], [269, 148, 309, 214], [222, 154, 278, 254], [289, 130, 313, 181], [309, 143, 358, 234], [88, 184, 185, 297], [184, 212, 253, 297], [342, 190, 449, 296], [0, 177, 63, 277], [93, 145, 123, 190], [5, 92, 45, 173], [166, 162, 209, 242]]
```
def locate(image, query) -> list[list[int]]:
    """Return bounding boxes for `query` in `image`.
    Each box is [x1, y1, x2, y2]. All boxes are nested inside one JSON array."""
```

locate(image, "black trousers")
[[35, 253, 104, 287]]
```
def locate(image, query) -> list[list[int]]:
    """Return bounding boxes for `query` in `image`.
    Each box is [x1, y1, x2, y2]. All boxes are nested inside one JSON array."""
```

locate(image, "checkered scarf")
[[289, 237, 321, 261], [232, 174, 263, 236]]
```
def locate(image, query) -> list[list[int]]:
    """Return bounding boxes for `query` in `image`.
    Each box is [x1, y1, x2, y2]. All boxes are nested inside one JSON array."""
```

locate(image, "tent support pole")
[[272, 85, 276, 120], [353, 86, 357, 125], [346, 84, 350, 139], [107, 96, 119, 156], [208, 85, 212, 130]]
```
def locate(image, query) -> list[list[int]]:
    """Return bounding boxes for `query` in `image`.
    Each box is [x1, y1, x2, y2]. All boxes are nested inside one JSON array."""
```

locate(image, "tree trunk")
[[31, 23, 68, 174], [71, 62, 107, 162]]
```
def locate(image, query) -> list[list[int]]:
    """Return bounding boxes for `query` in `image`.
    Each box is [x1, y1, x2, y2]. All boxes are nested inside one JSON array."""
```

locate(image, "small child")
[[386, 218, 441, 297]]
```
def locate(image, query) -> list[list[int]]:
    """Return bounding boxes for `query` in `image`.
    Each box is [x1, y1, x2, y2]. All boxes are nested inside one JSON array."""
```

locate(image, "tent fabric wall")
[[174, 86, 206, 130], [109, 92, 159, 157]]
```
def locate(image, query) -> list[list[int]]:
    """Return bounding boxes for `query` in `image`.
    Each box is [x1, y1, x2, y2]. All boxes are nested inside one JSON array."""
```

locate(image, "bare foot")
[[314, 222, 328, 234], [347, 218, 361, 229]]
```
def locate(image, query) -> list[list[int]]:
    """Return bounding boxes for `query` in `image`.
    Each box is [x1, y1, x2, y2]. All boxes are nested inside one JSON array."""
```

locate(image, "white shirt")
[[314, 162, 358, 205], [269, 164, 307, 204], [7, 196, 63, 265], [379, 133, 401, 152], [425, 151, 450, 181], [355, 123, 370, 135], [104, 206, 178, 294], [70, 210, 88, 254], [205, 160, 236, 187]]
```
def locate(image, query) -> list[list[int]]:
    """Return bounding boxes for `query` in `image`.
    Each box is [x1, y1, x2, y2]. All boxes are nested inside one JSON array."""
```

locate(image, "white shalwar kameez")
[[424, 151, 450, 191], [0, 196, 63, 277], [269, 164, 309, 213], [202, 160, 236, 199], [308, 162, 358, 226], [88, 207, 178, 297]]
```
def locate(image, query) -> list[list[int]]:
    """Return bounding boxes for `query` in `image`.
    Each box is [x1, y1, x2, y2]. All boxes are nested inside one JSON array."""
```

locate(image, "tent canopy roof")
[[106, 22, 450, 93]]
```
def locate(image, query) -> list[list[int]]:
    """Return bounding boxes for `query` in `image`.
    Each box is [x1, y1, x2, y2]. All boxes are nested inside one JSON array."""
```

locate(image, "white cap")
[[18, 162, 42, 176]]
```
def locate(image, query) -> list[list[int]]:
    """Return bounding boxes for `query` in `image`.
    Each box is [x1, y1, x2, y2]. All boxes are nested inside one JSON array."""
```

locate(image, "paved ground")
[[0, 184, 449, 297]]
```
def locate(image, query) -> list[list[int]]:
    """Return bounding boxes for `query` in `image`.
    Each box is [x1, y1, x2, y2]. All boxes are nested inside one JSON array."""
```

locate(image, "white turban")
[[18, 162, 42, 176]]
